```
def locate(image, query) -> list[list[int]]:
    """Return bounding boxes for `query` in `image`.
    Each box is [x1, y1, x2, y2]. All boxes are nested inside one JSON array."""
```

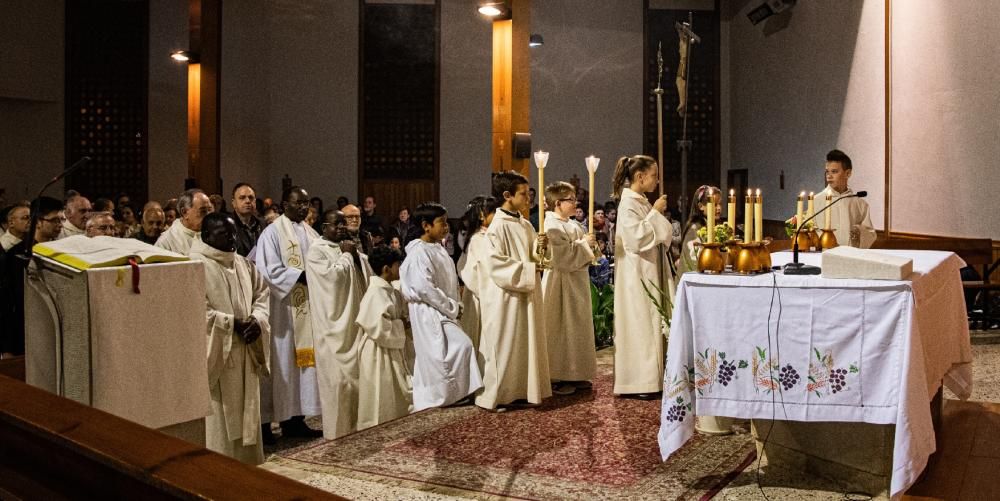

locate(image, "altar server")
[[541, 181, 597, 395], [356, 246, 412, 430], [400, 203, 483, 410], [611, 155, 674, 399], [192, 213, 270, 465], [254, 186, 322, 443], [815, 149, 876, 249], [306, 209, 372, 439], [456, 195, 497, 371], [156, 189, 213, 255], [476, 172, 552, 410]]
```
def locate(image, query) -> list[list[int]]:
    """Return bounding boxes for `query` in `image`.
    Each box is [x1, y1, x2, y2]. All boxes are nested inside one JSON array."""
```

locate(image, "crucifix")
[[675, 13, 701, 225]]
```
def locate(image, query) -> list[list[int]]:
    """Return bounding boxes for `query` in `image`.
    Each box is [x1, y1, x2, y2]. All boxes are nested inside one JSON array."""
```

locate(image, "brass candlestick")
[[534, 233, 552, 270], [757, 238, 772, 271], [734, 241, 760, 274], [697, 242, 726, 274], [819, 228, 838, 250]]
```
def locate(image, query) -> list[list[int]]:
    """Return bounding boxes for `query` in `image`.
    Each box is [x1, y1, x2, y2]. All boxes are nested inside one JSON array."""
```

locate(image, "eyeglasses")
[[40, 216, 67, 224], [558, 197, 577, 204]]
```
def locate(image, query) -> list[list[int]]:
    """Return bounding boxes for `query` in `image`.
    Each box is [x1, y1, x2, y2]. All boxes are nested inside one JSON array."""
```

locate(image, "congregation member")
[[2, 203, 30, 251], [306, 209, 373, 439], [611, 155, 674, 399], [209, 194, 227, 215], [0, 196, 63, 358], [390, 207, 415, 246], [541, 181, 597, 396], [133, 201, 166, 245], [343, 204, 374, 254], [400, 203, 482, 410], [356, 246, 412, 430], [93, 197, 114, 214], [231, 183, 264, 257], [190, 212, 270, 465], [61, 194, 91, 238], [476, 172, 551, 410], [456, 195, 496, 370], [815, 149, 876, 248], [677, 185, 722, 275], [163, 199, 178, 227], [84, 211, 117, 237], [361, 195, 384, 236], [116, 205, 140, 238], [254, 186, 322, 443], [156, 189, 213, 255]]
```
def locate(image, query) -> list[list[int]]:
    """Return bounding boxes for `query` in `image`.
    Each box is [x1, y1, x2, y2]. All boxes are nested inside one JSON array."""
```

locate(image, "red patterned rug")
[[273, 365, 755, 500]]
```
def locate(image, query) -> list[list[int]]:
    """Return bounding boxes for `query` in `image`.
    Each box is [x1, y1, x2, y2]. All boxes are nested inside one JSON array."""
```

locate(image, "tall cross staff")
[[652, 42, 666, 196], [675, 13, 701, 224]]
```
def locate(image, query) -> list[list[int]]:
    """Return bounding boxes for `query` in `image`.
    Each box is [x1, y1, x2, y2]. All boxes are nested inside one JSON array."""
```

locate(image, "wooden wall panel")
[[359, 179, 436, 229]]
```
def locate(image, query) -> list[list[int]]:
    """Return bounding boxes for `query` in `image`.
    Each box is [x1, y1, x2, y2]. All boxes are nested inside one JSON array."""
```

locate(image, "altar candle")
[[807, 191, 815, 222], [585, 156, 600, 234], [706, 188, 715, 243], [824, 194, 833, 230], [754, 189, 763, 242], [533, 151, 549, 232], [727, 189, 736, 232], [744, 189, 753, 243], [796, 191, 805, 230]]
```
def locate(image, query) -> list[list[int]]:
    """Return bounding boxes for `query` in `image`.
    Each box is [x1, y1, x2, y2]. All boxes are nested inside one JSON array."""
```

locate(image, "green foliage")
[[641, 279, 673, 328], [696, 224, 734, 244], [591, 282, 615, 348]]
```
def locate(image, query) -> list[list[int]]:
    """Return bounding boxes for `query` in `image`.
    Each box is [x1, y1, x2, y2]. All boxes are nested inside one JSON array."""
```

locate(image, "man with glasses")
[[1, 203, 30, 251], [85, 211, 117, 238], [61, 194, 92, 238], [156, 189, 214, 255], [1, 196, 64, 358], [342, 204, 373, 254]]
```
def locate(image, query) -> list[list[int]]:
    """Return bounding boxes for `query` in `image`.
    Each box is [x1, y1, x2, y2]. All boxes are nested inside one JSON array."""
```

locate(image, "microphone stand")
[[783, 191, 866, 275], [20, 156, 91, 263]]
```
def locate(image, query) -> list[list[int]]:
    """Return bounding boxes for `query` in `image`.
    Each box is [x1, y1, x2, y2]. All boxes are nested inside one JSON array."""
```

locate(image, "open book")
[[33, 235, 189, 270]]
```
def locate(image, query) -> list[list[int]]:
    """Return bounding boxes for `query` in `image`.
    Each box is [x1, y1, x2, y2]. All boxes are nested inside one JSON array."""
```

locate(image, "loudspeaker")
[[513, 132, 532, 159]]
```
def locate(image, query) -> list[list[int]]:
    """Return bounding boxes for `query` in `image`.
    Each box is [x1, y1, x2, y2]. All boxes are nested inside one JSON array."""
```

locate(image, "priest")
[[156, 189, 213, 255], [254, 186, 322, 443], [815, 149, 876, 249], [305, 209, 372, 439], [190, 212, 270, 464]]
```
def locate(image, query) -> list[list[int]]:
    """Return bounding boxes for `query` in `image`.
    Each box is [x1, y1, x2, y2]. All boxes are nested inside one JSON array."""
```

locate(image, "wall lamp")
[[478, 2, 511, 20], [529, 34, 544, 47], [170, 50, 199, 63]]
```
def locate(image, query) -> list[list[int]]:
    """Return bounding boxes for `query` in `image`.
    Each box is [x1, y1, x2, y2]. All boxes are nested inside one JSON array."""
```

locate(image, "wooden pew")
[[0, 367, 343, 500]]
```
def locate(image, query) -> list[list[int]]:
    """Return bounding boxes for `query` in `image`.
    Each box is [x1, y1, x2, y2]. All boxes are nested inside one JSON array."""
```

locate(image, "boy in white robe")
[[476, 171, 552, 410], [254, 187, 322, 443], [155, 189, 213, 255], [306, 209, 373, 439], [400, 203, 483, 410], [457, 195, 497, 374], [356, 246, 412, 430], [815, 149, 877, 249], [541, 182, 597, 395], [191, 213, 270, 465]]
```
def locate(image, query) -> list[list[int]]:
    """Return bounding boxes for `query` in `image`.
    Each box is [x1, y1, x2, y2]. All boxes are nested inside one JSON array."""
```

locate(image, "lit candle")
[[585, 155, 600, 234], [533, 151, 549, 233], [706, 188, 715, 244], [754, 189, 763, 242], [727, 189, 736, 233], [824, 194, 833, 230], [796, 191, 805, 230], [807, 191, 815, 222], [744, 189, 753, 243]]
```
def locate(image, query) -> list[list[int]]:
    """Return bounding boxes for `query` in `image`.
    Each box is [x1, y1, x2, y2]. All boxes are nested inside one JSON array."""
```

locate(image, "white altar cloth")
[[658, 250, 973, 499]]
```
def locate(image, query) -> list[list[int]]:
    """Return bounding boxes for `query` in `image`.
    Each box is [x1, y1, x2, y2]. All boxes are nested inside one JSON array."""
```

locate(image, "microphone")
[[20, 156, 91, 262], [783, 190, 867, 275]]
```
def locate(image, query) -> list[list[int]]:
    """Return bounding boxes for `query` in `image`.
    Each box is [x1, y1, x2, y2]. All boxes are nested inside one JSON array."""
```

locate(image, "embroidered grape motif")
[[717, 359, 737, 386], [829, 368, 848, 393], [665, 404, 687, 422], [778, 364, 800, 390]]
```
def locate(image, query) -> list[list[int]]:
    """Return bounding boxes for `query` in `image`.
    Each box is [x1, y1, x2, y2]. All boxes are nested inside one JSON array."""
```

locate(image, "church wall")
[[147, 0, 189, 205], [726, 0, 886, 226], [890, 1, 1000, 240]]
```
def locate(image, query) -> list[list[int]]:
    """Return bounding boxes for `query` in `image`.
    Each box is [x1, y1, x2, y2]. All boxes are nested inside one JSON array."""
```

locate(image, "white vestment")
[[476, 209, 551, 409], [305, 238, 372, 439], [815, 186, 877, 249], [613, 188, 675, 394], [541, 212, 597, 382], [155, 219, 200, 255], [255, 219, 321, 422], [400, 239, 483, 410], [356, 275, 412, 430], [457, 229, 488, 373], [59, 219, 84, 239], [190, 240, 270, 465], [1, 231, 21, 251]]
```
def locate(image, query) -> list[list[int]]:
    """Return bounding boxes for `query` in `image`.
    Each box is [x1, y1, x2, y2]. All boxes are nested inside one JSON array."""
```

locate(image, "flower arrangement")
[[696, 224, 734, 244], [784, 216, 815, 237]]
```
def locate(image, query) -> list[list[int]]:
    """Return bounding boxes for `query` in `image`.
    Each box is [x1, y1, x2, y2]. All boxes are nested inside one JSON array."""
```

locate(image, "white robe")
[[541, 212, 597, 382], [356, 275, 412, 430], [815, 186, 877, 249], [613, 188, 675, 395], [305, 238, 372, 439], [155, 219, 200, 255], [190, 240, 270, 465], [457, 229, 488, 373], [59, 219, 84, 239], [476, 209, 551, 409], [400, 239, 483, 410], [1, 231, 21, 251], [255, 221, 321, 422]]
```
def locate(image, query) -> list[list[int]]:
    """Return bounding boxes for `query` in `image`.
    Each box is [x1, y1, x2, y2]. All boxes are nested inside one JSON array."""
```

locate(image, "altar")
[[658, 250, 973, 499]]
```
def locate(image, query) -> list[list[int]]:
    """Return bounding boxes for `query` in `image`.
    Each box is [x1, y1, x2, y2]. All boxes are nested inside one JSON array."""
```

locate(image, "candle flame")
[[756, 188, 761, 195], [729, 189, 735, 196], [799, 191, 805, 197], [809, 191, 814, 197]]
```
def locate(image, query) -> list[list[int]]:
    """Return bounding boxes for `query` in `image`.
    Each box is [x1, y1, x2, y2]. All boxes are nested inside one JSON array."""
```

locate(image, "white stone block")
[[821, 247, 913, 280]]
